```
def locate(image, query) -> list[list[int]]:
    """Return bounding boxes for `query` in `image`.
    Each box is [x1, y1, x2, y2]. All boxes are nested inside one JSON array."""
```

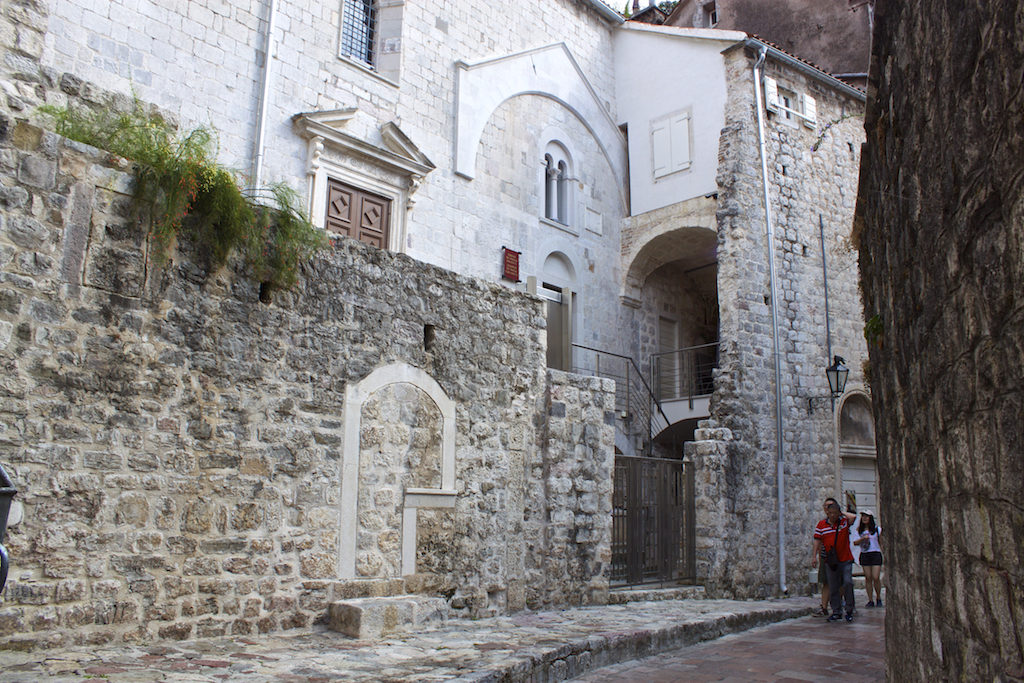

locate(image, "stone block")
[[326, 595, 449, 639]]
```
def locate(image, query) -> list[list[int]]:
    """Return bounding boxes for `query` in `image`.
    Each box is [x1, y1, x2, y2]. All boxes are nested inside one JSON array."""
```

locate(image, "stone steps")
[[608, 584, 706, 604], [327, 585, 709, 639], [326, 595, 450, 639]]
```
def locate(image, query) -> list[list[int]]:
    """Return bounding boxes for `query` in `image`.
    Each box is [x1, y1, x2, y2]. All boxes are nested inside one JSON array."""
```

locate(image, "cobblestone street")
[[0, 591, 888, 682], [576, 593, 885, 682], [0, 594, 823, 682]]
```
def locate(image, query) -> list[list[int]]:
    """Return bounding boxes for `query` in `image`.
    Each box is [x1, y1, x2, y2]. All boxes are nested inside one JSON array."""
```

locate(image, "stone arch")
[[454, 43, 626, 196], [623, 223, 718, 301], [541, 250, 577, 288], [339, 362, 456, 579]]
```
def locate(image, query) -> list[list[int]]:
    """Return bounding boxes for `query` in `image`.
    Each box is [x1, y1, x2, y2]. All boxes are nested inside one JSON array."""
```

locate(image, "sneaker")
[[827, 613, 843, 622], [845, 613, 854, 622], [814, 607, 829, 617], [866, 601, 875, 607], [876, 599, 883, 607]]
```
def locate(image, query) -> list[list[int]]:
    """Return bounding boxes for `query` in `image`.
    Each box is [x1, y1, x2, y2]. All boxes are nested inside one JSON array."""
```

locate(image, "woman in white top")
[[856, 509, 883, 607]]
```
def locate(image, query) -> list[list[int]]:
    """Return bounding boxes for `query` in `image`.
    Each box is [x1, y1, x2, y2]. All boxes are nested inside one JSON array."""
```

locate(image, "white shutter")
[[651, 119, 671, 178], [764, 76, 779, 113], [801, 93, 817, 127], [669, 113, 691, 173]]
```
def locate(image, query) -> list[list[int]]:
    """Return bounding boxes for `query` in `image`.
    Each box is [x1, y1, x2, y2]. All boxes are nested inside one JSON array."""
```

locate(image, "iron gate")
[[611, 455, 696, 587]]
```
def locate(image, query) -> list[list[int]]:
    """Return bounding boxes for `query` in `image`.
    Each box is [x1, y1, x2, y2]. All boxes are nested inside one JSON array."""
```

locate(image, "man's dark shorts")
[[818, 559, 827, 586]]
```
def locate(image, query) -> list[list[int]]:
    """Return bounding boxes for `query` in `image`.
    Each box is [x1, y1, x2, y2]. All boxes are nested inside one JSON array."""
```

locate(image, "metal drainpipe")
[[251, 0, 279, 189], [752, 46, 788, 595]]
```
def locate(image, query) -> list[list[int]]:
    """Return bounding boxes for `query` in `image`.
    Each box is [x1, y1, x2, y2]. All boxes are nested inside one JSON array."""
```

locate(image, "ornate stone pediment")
[[292, 109, 434, 178], [292, 110, 435, 251]]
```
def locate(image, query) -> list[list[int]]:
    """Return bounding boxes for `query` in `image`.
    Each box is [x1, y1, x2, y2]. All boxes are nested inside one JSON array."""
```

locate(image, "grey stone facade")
[[685, 44, 867, 597], [0, 133, 616, 648]]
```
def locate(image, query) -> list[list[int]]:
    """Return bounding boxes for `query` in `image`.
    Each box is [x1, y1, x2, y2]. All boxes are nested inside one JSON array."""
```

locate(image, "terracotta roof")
[[748, 33, 867, 93]]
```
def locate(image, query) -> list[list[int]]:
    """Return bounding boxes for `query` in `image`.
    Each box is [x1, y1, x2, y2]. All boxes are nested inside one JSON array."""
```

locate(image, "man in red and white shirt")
[[812, 502, 860, 622]]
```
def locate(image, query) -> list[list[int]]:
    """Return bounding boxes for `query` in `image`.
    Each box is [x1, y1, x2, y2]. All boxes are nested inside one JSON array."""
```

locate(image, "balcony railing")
[[651, 342, 720, 408]]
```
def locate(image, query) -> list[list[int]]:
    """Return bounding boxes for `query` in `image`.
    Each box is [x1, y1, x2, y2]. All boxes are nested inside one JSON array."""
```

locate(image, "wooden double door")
[[326, 178, 391, 249]]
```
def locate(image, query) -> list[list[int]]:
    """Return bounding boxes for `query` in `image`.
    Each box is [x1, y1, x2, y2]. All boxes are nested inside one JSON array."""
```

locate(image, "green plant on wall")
[[247, 184, 326, 293], [40, 99, 325, 293], [864, 313, 883, 348], [810, 112, 864, 153]]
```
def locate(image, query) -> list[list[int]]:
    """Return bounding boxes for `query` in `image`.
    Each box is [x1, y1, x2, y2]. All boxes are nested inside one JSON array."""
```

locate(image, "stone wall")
[[526, 370, 616, 609], [0, 127, 616, 648], [856, 1, 1024, 679], [691, 45, 868, 597]]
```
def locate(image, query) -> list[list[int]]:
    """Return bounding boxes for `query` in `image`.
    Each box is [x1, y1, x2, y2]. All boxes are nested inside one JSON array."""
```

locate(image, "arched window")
[[541, 142, 573, 227]]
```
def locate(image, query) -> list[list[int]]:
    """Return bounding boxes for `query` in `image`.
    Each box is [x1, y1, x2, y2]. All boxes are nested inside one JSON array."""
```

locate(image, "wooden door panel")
[[326, 181, 355, 237], [325, 178, 390, 248]]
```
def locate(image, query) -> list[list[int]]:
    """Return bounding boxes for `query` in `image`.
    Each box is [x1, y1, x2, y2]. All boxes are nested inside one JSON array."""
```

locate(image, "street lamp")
[[825, 355, 849, 396], [808, 355, 849, 412]]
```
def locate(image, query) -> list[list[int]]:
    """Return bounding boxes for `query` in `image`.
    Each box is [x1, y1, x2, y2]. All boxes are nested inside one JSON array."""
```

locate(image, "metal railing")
[[571, 344, 669, 454], [651, 342, 720, 408]]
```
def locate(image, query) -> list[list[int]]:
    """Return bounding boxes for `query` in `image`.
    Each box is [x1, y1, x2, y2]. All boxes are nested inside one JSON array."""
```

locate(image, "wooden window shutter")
[[652, 113, 691, 179], [801, 93, 817, 127], [326, 177, 391, 249], [764, 76, 779, 113], [651, 118, 671, 178], [668, 112, 691, 173]]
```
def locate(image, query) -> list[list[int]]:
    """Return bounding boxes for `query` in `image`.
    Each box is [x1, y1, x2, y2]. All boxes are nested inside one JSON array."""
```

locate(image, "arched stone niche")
[[839, 393, 875, 446], [339, 363, 456, 579], [837, 391, 878, 511]]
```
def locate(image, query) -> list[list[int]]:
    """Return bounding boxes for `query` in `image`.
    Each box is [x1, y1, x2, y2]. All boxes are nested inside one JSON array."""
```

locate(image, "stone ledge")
[[327, 595, 449, 639]]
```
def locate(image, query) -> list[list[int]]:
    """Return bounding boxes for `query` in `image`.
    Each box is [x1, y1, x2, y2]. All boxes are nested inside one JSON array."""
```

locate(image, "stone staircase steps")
[[608, 585, 706, 604]]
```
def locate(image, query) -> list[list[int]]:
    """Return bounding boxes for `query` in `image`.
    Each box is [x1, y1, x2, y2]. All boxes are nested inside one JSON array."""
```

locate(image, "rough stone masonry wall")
[[857, 1, 1024, 679], [691, 45, 867, 598], [0, 125, 615, 649], [525, 370, 615, 610]]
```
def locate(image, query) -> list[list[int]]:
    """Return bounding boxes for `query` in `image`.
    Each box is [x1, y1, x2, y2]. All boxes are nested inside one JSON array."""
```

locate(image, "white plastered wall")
[[614, 24, 746, 215]]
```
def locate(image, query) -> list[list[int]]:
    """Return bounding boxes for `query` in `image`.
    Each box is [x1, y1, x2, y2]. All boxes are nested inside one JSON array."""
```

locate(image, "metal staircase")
[[571, 344, 669, 456]]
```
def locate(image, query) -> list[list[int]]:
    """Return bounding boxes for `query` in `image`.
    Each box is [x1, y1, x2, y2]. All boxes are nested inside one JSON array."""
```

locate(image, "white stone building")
[[0, 0, 878, 641]]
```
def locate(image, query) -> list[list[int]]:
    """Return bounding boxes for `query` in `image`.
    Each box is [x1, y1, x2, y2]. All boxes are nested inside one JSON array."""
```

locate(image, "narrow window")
[[340, 0, 376, 66], [544, 154, 557, 220], [541, 142, 575, 229], [701, 1, 718, 27], [556, 161, 568, 224]]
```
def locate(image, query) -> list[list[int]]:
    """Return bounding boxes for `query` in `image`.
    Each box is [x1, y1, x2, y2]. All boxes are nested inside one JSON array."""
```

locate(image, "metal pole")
[[754, 47, 788, 595], [819, 215, 835, 412], [252, 0, 279, 190]]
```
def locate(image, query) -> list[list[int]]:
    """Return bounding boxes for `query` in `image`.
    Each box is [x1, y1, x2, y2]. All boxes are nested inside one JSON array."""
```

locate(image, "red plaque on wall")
[[502, 247, 521, 282]]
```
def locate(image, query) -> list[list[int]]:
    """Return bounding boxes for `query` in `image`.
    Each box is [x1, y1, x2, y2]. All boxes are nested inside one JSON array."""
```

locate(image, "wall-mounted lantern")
[[809, 355, 849, 413]]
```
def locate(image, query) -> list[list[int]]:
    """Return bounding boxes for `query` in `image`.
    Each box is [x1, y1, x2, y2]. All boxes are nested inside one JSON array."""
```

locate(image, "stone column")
[[685, 425, 732, 595]]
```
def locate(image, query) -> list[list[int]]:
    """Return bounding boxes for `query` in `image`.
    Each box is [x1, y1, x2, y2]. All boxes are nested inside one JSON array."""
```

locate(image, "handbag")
[[825, 544, 840, 570]]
